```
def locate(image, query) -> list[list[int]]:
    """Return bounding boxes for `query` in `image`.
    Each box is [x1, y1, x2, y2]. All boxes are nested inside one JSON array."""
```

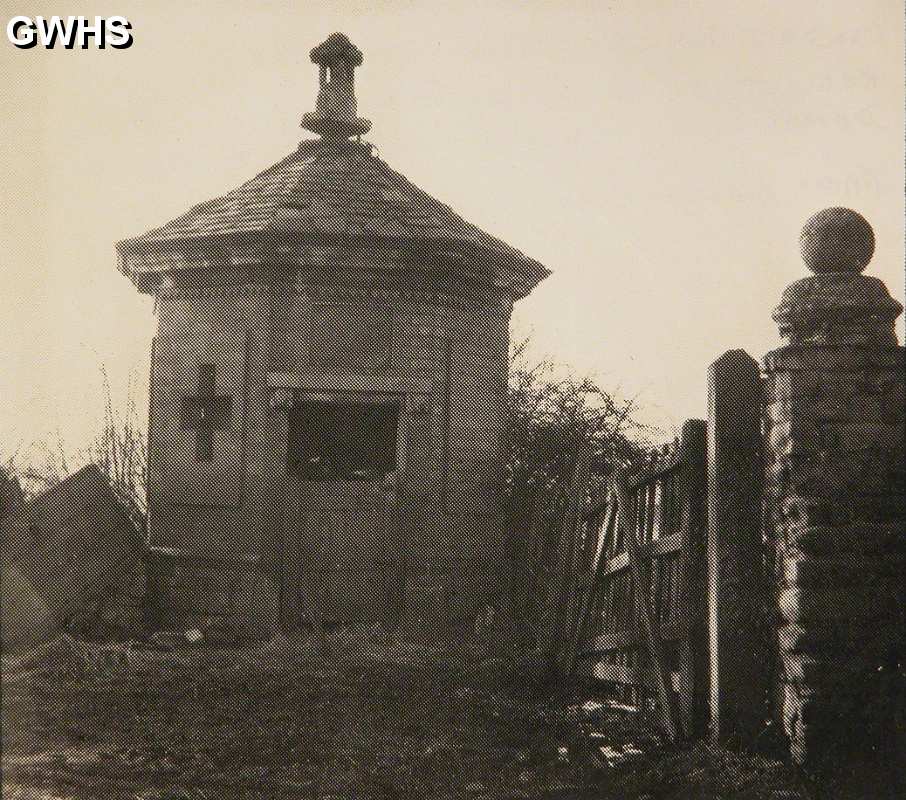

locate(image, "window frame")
[[286, 391, 406, 483]]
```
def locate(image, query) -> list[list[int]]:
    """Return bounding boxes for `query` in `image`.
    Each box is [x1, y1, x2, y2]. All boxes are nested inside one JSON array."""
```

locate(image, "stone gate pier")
[[763, 207, 904, 767]]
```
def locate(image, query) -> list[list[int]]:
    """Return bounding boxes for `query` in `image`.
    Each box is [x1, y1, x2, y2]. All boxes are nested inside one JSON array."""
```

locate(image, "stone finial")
[[773, 208, 903, 346], [799, 207, 875, 273], [301, 33, 371, 140]]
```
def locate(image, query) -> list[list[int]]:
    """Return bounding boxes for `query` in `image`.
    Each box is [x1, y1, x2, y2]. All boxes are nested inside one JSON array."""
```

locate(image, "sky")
[[1, 0, 904, 461]]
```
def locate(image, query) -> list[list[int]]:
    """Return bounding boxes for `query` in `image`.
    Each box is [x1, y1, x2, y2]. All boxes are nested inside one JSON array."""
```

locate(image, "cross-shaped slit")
[[180, 364, 233, 462]]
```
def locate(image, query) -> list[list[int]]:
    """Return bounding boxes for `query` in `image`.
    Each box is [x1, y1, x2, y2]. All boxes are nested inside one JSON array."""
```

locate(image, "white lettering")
[[106, 16, 133, 49], [6, 15, 134, 50], [6, 15, 36, 48], [35, 16, 79, 49], [76, 15, 105, 48]]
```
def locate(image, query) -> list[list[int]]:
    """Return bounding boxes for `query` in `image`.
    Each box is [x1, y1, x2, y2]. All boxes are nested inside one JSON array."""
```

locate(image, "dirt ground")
[[2, 630, 813, 800]]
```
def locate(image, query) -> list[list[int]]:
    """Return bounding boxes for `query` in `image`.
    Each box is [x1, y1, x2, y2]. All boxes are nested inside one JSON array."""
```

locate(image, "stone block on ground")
[[0, 465, 144, 649]]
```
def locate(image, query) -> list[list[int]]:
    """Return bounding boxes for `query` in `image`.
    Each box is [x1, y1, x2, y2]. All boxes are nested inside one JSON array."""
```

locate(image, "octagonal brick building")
[[116, 34, 549, 634]]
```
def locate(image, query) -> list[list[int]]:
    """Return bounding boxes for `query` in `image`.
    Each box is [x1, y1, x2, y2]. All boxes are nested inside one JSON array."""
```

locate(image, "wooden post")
[[675, 419, 709, 738], [564, 493, 616, 677], [612, 474, 683, 744], [558, 447, 594, 668], [707, 349, 765, 746], [539, 447, 591, 664]]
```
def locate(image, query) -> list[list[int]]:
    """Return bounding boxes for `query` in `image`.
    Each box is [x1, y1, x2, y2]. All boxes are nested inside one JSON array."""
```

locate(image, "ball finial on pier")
[[799, 207, 875, 274], [773, 208, 902, 346]]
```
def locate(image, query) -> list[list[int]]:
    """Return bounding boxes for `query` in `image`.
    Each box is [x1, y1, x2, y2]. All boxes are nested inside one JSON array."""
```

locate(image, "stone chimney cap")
[[799, 206, 875, 274], [310, 33, 364, 67], [301, 32, 370, 140]]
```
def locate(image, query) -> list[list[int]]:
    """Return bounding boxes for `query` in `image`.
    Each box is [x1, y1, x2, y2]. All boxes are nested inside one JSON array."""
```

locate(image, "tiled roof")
[[117, 139, 549, 299]]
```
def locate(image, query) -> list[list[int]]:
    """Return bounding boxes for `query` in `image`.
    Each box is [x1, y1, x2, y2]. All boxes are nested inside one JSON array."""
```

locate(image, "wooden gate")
[[569, 420, 708, 736]]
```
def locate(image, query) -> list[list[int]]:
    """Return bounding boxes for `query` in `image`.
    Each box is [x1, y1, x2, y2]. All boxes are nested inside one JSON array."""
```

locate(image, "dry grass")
[[1, 630, 814, 800]]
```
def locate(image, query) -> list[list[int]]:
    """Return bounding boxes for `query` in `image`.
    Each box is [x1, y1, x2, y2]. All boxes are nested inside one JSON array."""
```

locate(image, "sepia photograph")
[[1, 2, 904, 798]]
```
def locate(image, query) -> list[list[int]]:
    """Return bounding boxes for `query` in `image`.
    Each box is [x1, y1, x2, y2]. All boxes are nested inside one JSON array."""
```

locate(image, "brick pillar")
[[763, 208, 905, 769]]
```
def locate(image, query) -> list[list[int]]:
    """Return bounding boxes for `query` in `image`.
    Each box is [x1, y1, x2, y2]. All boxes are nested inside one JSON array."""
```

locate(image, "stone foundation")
[[148, 556, 280, 640]]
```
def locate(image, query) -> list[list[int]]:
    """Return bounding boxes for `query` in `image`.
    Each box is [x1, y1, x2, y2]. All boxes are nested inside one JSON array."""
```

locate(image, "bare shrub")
[[3, 368, 147, 535], [503, 338, 655, 643], [88, 369, 148, 536]]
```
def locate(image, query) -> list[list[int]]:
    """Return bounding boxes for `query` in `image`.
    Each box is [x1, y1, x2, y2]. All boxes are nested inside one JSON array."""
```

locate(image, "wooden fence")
[[548, 420, 709, 738], [520, 210, 900, 767]]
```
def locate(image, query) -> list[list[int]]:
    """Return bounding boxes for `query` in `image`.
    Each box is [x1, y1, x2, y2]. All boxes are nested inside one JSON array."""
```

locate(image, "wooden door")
[[287, 395, 402, 625], [297, 483, 395, 624]]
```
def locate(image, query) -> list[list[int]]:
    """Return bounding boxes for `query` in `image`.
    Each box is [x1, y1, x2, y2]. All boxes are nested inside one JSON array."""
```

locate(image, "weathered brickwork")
[[762, 208, 905, 766]]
